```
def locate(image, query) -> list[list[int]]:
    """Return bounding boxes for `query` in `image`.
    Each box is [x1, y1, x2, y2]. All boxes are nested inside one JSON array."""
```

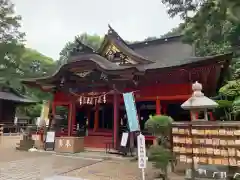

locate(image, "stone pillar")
[[156, 98, 161, 115]]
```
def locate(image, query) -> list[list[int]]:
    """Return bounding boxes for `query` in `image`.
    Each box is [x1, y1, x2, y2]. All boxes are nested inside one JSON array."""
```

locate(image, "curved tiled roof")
[[22, 53, 232, 86], [21, 25, 232, 88], [0, 87, 37, 103]]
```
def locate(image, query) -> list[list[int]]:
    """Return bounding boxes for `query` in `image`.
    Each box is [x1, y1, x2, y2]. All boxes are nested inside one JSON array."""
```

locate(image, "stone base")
[[16, 139, 35, 151], [54, 136, 84, 153]]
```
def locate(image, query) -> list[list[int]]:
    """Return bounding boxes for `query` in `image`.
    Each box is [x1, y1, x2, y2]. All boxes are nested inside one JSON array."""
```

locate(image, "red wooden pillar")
[[67, 103, 73, 136], [195, 113, 199, 120], [71, 102, 76, 135], [93, 104, 99, 132], [113, 91, 119, 149], [156, 98, 161, 115]]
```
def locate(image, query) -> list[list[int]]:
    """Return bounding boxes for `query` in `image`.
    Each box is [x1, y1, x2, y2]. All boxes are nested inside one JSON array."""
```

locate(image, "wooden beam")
[[135, 95, 190, 101]]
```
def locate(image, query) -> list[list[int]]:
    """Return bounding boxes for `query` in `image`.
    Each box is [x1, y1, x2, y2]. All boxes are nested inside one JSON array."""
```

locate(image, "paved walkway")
[[63, 160, 158, 180], [0, 154, 100, 180], [0, 135, 184, 180]]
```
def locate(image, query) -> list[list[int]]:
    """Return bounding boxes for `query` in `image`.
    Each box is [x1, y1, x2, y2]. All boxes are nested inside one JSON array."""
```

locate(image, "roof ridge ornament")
[[70, 38, 95, 57]]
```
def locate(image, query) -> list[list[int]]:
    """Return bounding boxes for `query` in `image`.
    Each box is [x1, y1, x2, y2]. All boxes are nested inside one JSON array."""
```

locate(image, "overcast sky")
[[12, 0, 182, 60]]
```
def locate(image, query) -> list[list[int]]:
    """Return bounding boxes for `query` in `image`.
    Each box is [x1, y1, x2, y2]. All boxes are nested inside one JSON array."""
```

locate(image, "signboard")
[[137, 134, 147, 169], [45, 131, 55, 151], [123, 92, 140, 132], [46, 131, 55, 143], [120, 132, 129, 147]]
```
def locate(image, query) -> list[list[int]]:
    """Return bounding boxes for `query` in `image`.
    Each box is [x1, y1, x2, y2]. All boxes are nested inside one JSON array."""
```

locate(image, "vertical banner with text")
[[123, 92, 140, 132]]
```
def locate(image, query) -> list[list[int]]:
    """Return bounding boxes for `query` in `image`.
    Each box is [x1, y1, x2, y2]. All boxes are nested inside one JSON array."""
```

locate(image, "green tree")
[[161, 0, 240, 56], [18, 48, 56, 119], [59, 33, 103, 65], [161, 0, 240, 79], [0, 1, 56, 120], [21, 48, 56, 78], [161, 0, 240, 21], [145, 115, 173, 180], [0, 0, 26, 89], [161, 24, 184, 38]]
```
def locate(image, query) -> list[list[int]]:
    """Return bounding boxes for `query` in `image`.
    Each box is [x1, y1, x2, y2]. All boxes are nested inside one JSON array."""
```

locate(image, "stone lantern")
[[181, 81, 218, 121]]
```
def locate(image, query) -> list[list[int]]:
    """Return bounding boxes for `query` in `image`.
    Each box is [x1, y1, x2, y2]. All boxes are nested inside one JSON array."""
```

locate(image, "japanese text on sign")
[[58, 139, 72, 148], [137, 134, 147, 169]]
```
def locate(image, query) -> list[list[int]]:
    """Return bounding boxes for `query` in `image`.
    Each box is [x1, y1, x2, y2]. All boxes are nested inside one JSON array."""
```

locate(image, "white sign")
[[120, 132, 129, 147], [137, 134, 147, 169], [46, 131, 55, 143]]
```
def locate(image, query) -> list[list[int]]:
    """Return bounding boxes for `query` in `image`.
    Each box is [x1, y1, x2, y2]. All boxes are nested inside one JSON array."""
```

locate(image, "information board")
[[45, 131, 55, 151]]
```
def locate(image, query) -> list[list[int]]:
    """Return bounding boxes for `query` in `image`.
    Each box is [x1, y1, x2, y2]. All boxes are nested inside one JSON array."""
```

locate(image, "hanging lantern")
[[103, 94, 106, 103], [79, 96, 83, 105]]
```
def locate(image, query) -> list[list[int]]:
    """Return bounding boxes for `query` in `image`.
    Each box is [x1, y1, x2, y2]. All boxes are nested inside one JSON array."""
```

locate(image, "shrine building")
[[22, 25, 232, 149]]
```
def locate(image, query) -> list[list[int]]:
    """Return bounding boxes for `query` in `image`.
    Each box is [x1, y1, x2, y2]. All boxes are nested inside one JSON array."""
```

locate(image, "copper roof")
[[0, 87, 37, 103]]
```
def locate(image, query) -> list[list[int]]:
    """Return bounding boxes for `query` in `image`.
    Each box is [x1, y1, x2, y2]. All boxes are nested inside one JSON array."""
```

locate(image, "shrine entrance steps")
[[84, 135, 112, 149]]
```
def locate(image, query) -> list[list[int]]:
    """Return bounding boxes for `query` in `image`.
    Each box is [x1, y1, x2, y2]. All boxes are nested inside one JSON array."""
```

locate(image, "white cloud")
[[12, 0, 182, 60]]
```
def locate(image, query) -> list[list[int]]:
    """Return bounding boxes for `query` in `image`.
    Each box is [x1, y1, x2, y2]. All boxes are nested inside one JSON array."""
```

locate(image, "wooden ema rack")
[[172, 121, 240, 166]]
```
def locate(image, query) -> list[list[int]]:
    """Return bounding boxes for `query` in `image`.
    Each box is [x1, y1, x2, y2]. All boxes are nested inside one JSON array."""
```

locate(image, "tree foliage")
[[0, 0, 25, 87], [161, 0, 240, 120], [161, 0, 240, 56]]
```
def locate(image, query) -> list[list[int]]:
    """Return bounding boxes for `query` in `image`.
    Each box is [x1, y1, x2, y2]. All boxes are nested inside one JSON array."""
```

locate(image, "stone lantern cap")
[[181, 81, 218, 110]]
